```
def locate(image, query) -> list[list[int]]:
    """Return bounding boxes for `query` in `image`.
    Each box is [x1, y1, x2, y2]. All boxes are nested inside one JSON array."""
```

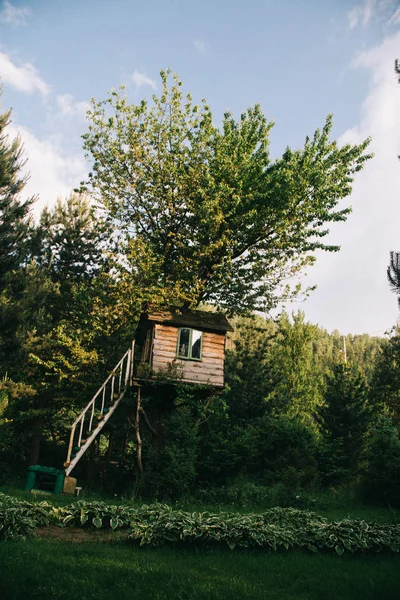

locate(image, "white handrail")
[[65, 348, 132, 469], [70, 349, 130, 428]]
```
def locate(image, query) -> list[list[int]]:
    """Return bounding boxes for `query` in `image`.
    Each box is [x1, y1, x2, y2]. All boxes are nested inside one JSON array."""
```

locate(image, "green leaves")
[[2, 494, 400, 554], [0, 493, 56, 539], [82, 71, 372, 315]]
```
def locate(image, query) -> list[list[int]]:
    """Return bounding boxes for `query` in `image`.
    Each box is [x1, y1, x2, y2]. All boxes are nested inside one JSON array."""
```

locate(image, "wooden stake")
[[135, 386, 143, 474]]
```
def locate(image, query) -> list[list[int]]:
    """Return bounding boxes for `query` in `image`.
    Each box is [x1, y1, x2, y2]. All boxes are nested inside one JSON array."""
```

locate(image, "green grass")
[[1, 539, 400, 600], [2, 486, 400, 599]]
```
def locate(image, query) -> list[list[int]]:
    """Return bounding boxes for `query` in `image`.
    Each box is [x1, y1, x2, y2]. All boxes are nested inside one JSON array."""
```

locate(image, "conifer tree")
[[0, 85, 34, 289], [318, 363, 370, 484], [34, 192, 113, 286]]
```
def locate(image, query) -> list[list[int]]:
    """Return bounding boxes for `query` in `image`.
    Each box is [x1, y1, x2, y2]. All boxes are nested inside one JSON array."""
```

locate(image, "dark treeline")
[[1, 80, 400, 507]]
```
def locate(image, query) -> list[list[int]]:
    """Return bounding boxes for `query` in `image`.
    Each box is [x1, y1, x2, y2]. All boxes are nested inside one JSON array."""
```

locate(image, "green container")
[[25, 465, 65, 495], [24, 468, 37, 492]]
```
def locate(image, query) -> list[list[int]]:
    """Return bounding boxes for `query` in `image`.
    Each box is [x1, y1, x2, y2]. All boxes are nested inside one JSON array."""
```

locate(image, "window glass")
[[191, 330, 202, 359], [178, 328, 190, 358], [177, 328, 203, 360]]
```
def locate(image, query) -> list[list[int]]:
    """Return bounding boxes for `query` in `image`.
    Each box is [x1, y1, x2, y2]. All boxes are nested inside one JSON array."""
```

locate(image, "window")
[[177, 328, 203, 360]]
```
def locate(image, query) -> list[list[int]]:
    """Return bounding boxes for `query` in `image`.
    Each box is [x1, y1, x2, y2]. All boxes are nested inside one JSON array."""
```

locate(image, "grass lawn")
[[1, 538, 400, 600], [2, 486, 400, 599]]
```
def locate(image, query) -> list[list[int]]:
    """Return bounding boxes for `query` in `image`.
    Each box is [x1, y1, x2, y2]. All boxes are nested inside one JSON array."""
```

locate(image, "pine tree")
[[34, 192, 114, 286], [269, 311, 324, 425], [0, 86, 36, 374], [370, 330, 400, 424], [318, 363, 370, 484], [0, 86, 34, 289]]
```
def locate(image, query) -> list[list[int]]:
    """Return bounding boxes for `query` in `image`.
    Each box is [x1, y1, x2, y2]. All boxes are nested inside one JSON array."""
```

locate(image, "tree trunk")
[[105, 433, 114, 465], [28, 416, 43, 465]]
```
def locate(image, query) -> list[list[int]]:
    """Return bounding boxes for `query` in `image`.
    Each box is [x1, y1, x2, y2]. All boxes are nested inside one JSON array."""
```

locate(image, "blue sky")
[[1, 0, 400, 334]]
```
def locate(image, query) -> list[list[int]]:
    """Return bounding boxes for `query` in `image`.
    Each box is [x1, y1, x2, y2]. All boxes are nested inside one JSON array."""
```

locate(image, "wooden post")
[[130, 340, 135, 386], [135, 386, 143, 474], [66, 424, 76, 465]]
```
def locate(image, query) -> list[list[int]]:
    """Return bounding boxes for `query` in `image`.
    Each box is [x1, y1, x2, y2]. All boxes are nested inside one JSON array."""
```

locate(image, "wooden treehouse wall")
[[152, 324, 225, 387]]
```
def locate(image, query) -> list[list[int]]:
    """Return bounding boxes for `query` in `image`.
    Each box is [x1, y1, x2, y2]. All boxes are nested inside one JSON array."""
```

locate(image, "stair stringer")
[[64, 345, 133, 477]]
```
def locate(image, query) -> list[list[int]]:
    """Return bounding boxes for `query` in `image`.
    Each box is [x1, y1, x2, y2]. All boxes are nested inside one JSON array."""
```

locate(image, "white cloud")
[[56, 93, 90, 118], [387, 5, 400, 26], [193, 39, 206, 53], [0, 52, 50, 97], [348, 0, 376, 29], [132, 69, 156, 90], [7, 122, 87, 218], [300, 30, 400, 334], [0, 1, 31, 26]]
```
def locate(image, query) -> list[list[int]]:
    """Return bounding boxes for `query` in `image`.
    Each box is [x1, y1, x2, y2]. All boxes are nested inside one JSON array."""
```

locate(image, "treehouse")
[[61, 307, 233, 481], [133, 307, 234, 388]]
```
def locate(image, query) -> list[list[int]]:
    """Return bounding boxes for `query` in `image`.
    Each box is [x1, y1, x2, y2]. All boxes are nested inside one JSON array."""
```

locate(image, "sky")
[[1, 0, 400, 335]]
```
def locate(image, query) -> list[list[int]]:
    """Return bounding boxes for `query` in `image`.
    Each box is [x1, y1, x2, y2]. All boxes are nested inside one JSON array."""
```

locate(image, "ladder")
[[64, 343, 134, 477]]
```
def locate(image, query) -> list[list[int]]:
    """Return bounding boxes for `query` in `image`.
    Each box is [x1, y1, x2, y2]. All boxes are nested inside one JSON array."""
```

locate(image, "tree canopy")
[[82, 70, 372, 315]]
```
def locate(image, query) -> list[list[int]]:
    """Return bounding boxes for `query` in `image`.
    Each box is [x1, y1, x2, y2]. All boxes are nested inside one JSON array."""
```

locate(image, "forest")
[[1, 71, 400, 508]]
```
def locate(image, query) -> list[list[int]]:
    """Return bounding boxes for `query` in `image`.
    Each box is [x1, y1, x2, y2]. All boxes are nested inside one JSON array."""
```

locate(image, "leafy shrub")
[[1, 493, 400, 555], [0, 506, 37, 540], [138, 407, 198, 500], [61, 500, 139, 529], [256, 416, 319, 487], [127, 505, 400, 554], [0, 493, 55, 539]]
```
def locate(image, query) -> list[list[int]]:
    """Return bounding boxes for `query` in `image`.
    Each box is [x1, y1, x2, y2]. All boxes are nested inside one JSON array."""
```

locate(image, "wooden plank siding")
[[151, 324, 225, 387]]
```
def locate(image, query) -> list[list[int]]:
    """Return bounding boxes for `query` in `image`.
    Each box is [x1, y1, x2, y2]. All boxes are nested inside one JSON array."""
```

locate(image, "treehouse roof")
[[141, 307, 234, 334]]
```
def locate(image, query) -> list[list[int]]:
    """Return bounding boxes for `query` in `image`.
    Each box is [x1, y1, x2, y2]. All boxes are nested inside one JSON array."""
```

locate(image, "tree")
[[362, 415, 400, 506], [371, 330, 400, 424], [0, 194, 128, 466], [387, 251, 400, 308], [82, 70, 372, 315], [0, 86, 36, 374], [33, 193, 114, 287], [269, 311, 324, 424], [0, 85, 34, 289], [224, 315, 278, 423], [317, 363, 370, 484]]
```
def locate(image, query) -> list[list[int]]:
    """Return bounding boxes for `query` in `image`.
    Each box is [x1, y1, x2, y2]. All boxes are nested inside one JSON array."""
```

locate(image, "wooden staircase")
[[64, 343, 134, 477]]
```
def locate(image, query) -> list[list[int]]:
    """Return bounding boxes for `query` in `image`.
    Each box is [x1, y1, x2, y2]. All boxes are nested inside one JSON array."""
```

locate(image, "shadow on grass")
[[1, 539, 400, 600]]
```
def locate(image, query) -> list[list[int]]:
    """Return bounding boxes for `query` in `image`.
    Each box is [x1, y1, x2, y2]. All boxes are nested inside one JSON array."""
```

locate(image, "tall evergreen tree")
[[370, 330, 400, 424], [0, 86, 36, 374], [317, 363, 370, 484], [34, 192, 114, 286], [0, 85, 34, 289], [224, 315, 278, 423], [269, 311, 324, 425]]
